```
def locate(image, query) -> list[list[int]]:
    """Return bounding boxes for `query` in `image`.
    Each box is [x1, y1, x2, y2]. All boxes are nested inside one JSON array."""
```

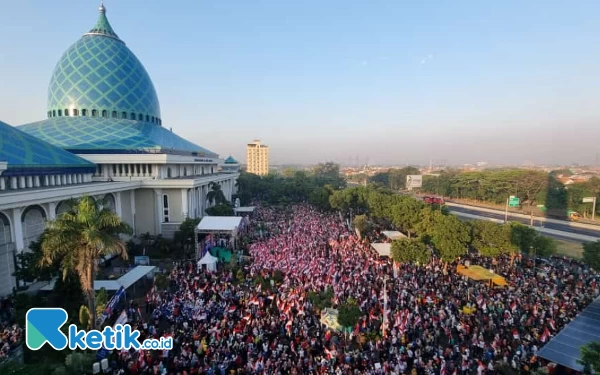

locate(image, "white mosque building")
[[0, 4, 240, 296]]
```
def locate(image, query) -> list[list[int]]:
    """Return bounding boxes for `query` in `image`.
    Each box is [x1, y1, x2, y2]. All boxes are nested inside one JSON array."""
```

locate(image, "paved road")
[[448, 206, 600, 239]]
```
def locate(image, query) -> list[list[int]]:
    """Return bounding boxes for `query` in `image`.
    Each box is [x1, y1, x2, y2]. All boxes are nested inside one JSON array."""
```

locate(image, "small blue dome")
[[47, 5, 161, 124]]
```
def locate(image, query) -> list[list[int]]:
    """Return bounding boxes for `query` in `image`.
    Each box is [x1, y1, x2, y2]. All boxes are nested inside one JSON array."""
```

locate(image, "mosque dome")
[[46, 3, 161, 125]]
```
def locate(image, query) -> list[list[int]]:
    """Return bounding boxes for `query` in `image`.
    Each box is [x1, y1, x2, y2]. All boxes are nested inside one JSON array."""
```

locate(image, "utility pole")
[[505, 197, 509, 223], [593, 197, 597, 221]]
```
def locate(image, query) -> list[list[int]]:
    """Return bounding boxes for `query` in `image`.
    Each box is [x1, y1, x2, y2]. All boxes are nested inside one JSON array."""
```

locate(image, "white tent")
[[197, 216, 242, 234], [371, 243, 392, 257], [382, 230, 407, 241], [197, 252, 219, 271]]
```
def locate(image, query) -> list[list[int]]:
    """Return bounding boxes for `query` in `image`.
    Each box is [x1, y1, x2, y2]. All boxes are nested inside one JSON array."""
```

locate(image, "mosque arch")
[[0, 212, 12, 247], [21, 205, 47, 250], [102, 193, 116, 213], [55, 200, 72, 217]]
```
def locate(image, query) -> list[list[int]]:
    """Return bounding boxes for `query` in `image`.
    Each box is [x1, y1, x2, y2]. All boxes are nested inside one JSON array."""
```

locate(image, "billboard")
[[406, 175, 422, 190]]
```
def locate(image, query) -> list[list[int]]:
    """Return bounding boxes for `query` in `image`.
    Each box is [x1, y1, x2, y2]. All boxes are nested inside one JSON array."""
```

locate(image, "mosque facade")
[[0, 4, 240, 296]]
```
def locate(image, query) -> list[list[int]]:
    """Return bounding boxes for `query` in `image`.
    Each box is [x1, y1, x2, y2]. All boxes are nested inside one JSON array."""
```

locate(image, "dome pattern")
[[47, 5, 161, 125]]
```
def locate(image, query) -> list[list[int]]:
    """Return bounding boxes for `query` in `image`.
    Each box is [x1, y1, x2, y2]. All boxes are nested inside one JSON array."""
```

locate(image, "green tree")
[[207, 182, 228, 205], [471, 220, 516, 257], [79, 305, 91, 330], [95, 287, 109, 318], [337, 299, 362, 329], [390, 197, 425, 238], [309, 186, 333, 211], [307, 289, 334, 310], [369, 166, 420, 191], [39, 196, 132, 330], [154, 273, 169, 291], [13, 234, 57, 285], [353, 215, 371, 237], [391, 239, 430, 265], [206, 204, 235, 216], [579, 341, 600, 374], [583, 241, 600, 270], [430, 214, 471, 264], [531, 235, 557, 258]]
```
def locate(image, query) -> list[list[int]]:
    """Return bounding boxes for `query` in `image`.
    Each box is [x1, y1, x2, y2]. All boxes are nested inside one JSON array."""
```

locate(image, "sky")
[[1, 0, 600, 166]]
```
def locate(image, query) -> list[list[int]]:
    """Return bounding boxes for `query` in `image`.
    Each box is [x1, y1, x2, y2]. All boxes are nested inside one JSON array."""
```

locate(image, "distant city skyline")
[[2, 1, 600, 165]]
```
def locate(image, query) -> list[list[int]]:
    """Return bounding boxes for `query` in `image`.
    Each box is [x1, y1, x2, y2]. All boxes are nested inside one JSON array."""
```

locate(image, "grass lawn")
[[554, 239, 584, 259]]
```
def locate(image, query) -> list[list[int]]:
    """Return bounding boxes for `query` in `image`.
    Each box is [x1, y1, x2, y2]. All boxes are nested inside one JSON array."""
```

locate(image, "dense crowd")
[[110, 205, 598, 374], [0, 298, 22, 361]]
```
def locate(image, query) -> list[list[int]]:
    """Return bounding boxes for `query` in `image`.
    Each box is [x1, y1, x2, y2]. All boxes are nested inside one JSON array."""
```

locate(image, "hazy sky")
[[1, 0, 600, 166]]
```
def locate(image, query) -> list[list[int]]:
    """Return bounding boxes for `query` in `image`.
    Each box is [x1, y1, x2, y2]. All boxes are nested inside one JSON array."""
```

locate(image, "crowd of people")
[[0, 298, 22, 362], [110, 205, 598, 374]]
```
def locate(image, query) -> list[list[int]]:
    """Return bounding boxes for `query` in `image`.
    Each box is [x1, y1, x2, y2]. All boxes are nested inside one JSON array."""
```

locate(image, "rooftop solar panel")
[[538, 296, 600, 372]]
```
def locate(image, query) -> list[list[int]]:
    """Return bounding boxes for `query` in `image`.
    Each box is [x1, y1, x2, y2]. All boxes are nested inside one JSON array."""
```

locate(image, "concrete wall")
[[135, 189, 156, 236], [162, 189, 183, 223], [119, 191, 134, 228]]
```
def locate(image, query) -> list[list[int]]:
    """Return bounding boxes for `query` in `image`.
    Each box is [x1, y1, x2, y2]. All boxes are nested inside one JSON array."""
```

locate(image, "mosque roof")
[[19, 117, 218, 157], [224, 156, 239, 164], [0, 120, 95, 176], [46, 3, 161, 124]]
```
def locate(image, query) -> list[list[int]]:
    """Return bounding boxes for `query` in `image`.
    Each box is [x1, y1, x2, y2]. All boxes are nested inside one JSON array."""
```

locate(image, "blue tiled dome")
[[46, 4, 161, 125]]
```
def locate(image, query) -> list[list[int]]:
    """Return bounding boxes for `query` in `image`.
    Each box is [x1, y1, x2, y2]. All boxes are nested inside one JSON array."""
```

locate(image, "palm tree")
[[40, 196, 132, 329], [206, 182, 228, 206]]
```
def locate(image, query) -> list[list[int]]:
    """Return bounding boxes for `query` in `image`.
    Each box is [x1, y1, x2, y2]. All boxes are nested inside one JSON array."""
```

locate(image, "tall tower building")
[[246, 140, 270, 176]]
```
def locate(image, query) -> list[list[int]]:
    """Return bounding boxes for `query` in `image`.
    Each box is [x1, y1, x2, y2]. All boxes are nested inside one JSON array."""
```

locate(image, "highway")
[[447, 205, 600, 241]]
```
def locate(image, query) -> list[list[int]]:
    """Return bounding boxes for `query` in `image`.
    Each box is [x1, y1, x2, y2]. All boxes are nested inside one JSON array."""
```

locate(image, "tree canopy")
[[39, 196, 132, 329], [420, 169, 600, 218], [583, 241, 600, 270], [391, 239, 430, 265]]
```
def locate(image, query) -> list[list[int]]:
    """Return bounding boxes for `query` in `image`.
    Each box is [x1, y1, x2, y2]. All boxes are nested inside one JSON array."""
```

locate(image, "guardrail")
[[446, 202, 600, 232]]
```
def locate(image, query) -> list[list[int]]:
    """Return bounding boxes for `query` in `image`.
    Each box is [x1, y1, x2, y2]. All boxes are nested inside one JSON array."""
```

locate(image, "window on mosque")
[[138, 114, 143, 121], [112, 111, 118, 119], [151, 116, 155, 123], [73, 109, 79, 116], [148, 164, 152, 174], [64, 109, 69, 116], [58, 109, 62, 116], [82, 109, 88, 116], [130, 112, 135, 120], [122, 112, 127, 119], [102, 110, 108, 118], [163, 195, 170, 223], [146, 115, 150, 122], [52, 110, 56, 117], [159, 119, 162, 126], [47, 111, 51, 118], [92, 109, 97, 117]]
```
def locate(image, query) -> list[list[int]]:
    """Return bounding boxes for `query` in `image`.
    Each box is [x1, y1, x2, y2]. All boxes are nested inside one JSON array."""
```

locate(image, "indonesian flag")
[[228, 305, 237, 313], [476, 295, 483, 306], [267, 295, 275, 300], [249, 297, 260, 306], [510, 301, 517, 312], [243, 314, 251, 321], [512, 329, 520, 339], [285, 319, 293, 334], [324, 348, 333, 359], [541, 327, 551, 343], [548, 319, 556, 331]]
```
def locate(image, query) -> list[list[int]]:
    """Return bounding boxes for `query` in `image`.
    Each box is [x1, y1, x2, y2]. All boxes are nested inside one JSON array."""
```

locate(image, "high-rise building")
[[246, 140, 270, 176]]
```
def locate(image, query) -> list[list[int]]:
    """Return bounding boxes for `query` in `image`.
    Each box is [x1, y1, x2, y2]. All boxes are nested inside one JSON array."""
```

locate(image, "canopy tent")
[[382, 231, 407, 240], [456, 265, 507, 286], [234, 206, 256, 214], [197, 252, 219, 271], [40, 266, 156, 292], [371, 243, 392, 257], [196, 216, 242, 234], [538, 295, 600, 372]]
